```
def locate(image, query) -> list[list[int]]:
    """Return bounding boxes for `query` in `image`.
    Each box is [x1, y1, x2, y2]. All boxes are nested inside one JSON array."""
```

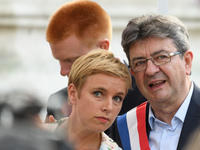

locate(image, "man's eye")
[[113, 96, 123, 103], [155, 54, 169, 60], [135, 60, 146, 67], [93, 91, 102, 97]]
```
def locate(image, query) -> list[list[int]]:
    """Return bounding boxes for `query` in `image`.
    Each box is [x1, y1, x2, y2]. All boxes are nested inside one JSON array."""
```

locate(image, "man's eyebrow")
[[131, 50, 167, 62], [131, 56, 146, 62], [55, 56, 79, 62], [151, 50, 166, 56]]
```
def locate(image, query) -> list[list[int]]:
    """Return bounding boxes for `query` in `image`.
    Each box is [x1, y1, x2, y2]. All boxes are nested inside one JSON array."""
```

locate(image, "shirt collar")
[[149, 82, 194, 130], [175, 82, 194, 122]]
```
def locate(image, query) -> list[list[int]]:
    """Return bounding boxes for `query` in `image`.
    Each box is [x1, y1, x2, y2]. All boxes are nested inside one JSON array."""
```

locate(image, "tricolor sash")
[[117, 102, 150, 150]]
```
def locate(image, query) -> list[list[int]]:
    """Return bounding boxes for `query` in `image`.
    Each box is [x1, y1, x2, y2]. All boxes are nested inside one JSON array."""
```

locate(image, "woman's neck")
[[61, 117, 102, 150]]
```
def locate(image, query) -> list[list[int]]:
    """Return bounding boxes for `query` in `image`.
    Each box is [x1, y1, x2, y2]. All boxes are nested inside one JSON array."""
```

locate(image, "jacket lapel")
[[177, 83, 200, 150]]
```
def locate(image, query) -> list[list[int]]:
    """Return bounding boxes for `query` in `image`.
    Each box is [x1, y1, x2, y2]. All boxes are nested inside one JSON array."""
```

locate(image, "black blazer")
[[177, 83, 200, 150], [108, 83, 200, 150], [46, 87, 70, 122]]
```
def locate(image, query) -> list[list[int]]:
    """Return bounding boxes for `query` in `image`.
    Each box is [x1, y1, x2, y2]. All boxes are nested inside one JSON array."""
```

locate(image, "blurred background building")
[[0, 0, 200, 121]]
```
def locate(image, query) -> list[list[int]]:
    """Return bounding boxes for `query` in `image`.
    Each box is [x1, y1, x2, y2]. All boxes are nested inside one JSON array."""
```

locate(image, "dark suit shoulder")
[[177, 82, 200, 150], [50, 87, 68, 98], [46, 87, 69, 119]]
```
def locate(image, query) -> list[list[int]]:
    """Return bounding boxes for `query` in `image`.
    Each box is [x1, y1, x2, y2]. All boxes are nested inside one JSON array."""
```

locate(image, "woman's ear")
[[68, 83, 78, 104], [184, 50, 193, 75]]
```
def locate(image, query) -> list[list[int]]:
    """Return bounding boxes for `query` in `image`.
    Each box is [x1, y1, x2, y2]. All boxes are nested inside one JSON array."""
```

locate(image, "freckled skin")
[[50, 34, 96, 76]]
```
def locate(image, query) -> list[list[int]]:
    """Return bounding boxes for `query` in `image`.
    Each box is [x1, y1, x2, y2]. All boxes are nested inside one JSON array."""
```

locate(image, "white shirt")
[[148, 82, 194, 150]]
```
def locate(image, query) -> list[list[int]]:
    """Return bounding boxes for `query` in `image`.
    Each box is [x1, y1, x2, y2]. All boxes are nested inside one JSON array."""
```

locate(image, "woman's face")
[[69, 73, 127, 132]]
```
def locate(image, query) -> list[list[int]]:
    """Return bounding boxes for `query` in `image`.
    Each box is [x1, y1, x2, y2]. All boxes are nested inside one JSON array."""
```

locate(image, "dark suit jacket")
[[107, 83, 200, 150], [45, 87, 71, 122], [46, 61, 147, 121]]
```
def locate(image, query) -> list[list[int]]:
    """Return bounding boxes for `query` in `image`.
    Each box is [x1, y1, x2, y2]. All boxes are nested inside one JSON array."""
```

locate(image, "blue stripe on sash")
[[117, 114, 131, 150]]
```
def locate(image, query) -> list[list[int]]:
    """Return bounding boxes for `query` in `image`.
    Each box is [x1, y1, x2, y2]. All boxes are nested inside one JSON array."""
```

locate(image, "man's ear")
[[184, 50, 193, 75], [68, 83, 78, 104], [97, 39, 110, 50]]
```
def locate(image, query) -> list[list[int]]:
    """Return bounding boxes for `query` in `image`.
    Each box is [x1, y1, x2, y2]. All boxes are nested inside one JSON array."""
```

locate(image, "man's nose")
[[59, 62, 72, 76], [145, 59, 159, 76]]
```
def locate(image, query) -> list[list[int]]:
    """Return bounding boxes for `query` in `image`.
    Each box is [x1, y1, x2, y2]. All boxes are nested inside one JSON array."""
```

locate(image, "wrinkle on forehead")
[[132, 37, 175, 56]]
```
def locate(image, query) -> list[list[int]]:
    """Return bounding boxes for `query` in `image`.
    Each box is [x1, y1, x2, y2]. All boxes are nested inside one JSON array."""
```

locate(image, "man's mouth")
[[149, 80, 166, 88]]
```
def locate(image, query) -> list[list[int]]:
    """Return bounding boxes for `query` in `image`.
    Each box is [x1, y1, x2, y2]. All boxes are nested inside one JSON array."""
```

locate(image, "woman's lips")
[[96, 117, 109, 123]]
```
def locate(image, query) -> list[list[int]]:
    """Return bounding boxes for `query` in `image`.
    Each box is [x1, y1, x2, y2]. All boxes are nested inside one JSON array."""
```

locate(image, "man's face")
[[129, 37, 192, 106], [50, 34, 96, 76]]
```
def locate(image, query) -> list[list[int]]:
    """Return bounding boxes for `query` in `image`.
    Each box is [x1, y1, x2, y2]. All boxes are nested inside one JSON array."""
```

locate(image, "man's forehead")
[[129, 38, 175, 56]]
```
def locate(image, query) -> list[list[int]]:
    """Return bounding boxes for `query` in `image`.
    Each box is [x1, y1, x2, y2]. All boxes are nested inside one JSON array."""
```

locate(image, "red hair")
[[46, 0, 112, 47]]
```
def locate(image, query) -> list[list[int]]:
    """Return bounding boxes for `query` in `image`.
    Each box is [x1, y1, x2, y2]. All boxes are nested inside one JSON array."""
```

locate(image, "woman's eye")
[[93, 91, 102, 97], [113, 96, 123, 103]]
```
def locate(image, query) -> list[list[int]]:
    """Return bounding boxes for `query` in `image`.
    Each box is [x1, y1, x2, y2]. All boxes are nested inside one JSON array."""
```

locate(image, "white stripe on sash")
[[117, 102, 149, 150], [127, 107, 141, 150]]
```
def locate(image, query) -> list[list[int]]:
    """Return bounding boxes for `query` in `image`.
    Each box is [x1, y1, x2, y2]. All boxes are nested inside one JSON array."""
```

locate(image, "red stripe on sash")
[[136, 102, 150, 150]]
